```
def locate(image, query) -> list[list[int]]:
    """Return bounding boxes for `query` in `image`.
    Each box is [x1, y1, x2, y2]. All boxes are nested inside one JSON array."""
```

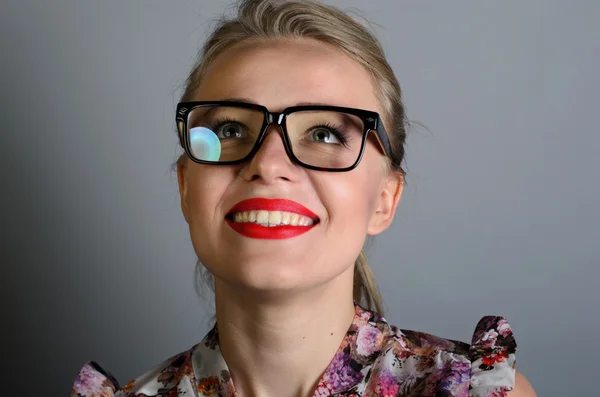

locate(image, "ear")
[[367, 172, 403, 235], [177, 161, 191, 224]]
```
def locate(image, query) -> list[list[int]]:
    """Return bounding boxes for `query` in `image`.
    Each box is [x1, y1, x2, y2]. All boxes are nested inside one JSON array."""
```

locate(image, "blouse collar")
[[190, 301, 389, 396]]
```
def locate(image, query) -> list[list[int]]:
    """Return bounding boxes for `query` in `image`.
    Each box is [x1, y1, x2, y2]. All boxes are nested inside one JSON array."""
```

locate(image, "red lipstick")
[[225, 198, 319, 239]]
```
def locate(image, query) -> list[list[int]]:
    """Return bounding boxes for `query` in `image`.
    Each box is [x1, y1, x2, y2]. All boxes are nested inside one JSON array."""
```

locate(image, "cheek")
[[183, 166, 238, 270], [327, 146, 386, 227], [184, 166, 232, 223], [321, 169, 381, 229]]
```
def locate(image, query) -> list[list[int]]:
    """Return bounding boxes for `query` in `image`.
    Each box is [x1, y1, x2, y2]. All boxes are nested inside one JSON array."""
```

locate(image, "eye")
[[310, 128, 341, 144], [215, 122, 247, 139]]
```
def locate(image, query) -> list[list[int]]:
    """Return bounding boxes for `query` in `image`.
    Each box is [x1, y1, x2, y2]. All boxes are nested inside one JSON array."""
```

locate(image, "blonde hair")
[[178, 0, 408, 316]]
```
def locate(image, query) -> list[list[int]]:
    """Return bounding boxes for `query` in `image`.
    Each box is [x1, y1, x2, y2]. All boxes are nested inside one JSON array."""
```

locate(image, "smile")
[[225, 198, 319, 239], [231, 210, 315, 227]]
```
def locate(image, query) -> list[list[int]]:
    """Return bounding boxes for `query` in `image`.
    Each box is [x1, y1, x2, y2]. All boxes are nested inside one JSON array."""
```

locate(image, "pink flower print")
[[497, 319, 512, 338], [374, 369, 400, 397], [488, 389, 509, 397], [356, 325, 383, 357], [222, 379, 236, 396], [313, 381, 333, 397], [481, 330, 499, 348], [73, 364, 113, 396], [353, 305, 373, 327]]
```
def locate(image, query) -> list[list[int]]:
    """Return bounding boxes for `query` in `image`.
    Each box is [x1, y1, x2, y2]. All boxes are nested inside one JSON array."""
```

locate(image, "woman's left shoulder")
[[467, 315, 519, 396], [383, 314, 531, 396], [507, 371, 538, 397], [469, 315, 536, 396]]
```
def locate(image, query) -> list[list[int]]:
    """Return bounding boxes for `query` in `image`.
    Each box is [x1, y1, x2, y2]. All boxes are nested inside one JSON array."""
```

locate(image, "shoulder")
[[377, 314, 519, 395], [387, 315, 517, 359], [390, 324, 470, 355], [507, 371, 538, 397], [71, 344, 199, 396]]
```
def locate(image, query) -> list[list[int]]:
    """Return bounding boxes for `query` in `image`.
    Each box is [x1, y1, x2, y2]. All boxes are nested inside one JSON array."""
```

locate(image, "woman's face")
[[178, 38, 402, 295]]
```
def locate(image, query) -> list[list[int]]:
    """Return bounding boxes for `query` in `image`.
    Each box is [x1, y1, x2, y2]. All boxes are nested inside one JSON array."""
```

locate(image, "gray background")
[[2, 0, 599, 396]]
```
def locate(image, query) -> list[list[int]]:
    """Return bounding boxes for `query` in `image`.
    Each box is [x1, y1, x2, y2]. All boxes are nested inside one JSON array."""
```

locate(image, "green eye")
[[310, 128, 340, 144], [216, 122, 247, 139]]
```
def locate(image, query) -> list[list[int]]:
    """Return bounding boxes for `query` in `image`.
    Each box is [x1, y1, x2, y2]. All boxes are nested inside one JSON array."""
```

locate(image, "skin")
[[511, 372, 538, 397], [177, 38, 535, 397]]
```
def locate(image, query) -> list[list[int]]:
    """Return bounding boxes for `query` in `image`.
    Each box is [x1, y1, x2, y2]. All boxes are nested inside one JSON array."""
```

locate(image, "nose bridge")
[[242, 110, 296, 182], [245, 110, 290, 166], [259, 124, 286, 153], [266, 111, 285, 126], [259, 111, 287, 149]]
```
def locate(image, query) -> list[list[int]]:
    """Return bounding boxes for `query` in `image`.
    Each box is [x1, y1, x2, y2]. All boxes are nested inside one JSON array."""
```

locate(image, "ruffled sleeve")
[[71, 361, 120, 397], [468, 316, 517, 397], [70, 348, 199, 396]]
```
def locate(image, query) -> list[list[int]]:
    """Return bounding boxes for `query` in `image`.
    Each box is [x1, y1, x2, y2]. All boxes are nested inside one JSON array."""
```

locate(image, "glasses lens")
[[187, 105, 264, 162], [286, 110, 365, 169], [185, 106, 367, 169]]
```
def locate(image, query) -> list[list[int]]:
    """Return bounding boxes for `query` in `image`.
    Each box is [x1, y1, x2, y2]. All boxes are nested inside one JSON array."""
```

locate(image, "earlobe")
[[367, 173, 403, 235], [177, 163, 190, 224]]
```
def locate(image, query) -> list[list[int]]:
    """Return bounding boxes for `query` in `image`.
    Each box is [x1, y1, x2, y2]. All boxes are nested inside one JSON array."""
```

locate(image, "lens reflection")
[[190, 127, 221, 161]]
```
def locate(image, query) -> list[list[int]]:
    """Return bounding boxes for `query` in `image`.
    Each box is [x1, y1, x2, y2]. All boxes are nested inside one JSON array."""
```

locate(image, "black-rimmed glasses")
[[176, 101, 392, 172]]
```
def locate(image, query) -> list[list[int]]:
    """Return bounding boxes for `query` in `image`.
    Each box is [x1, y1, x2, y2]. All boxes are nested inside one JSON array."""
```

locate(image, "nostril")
[[248, 174, 261, 182]]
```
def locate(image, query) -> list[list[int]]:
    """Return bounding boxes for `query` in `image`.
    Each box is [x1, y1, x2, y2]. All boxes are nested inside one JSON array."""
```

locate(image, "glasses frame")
[[176, 100, 393, 172]]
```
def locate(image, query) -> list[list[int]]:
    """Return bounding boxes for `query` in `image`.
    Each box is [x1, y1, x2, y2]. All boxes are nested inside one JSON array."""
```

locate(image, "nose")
[[239, 124, 300, 183]]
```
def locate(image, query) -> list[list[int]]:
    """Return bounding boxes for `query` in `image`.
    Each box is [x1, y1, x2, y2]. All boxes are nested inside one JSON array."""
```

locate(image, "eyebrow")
[[213, 97, 365, 132], [220, 97, 334, 108], [219, 97, 258, 104]]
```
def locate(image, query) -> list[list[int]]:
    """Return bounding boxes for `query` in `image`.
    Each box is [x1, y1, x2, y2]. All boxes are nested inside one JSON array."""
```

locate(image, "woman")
[[71, 0, 536, 396]]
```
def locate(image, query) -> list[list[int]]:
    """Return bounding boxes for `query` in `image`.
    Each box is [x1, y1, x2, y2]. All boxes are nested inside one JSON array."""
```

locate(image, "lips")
[[225, 198, 320, 239]]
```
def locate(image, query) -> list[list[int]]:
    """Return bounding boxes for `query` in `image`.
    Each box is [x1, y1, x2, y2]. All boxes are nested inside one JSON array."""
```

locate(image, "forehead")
[[194, 38, 380, 113]]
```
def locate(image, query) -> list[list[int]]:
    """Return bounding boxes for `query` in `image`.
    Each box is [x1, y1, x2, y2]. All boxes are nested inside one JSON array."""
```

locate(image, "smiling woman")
[[70, 1, 536, 396]]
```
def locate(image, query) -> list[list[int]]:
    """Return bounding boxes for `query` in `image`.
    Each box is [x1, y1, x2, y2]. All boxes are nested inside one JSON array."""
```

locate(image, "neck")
[[213, 271, 356, 397]]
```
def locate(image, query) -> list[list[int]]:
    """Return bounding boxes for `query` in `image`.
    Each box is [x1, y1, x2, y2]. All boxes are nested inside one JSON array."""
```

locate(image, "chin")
[[210, 255, 353, 299], [209, 259, 325, 292]]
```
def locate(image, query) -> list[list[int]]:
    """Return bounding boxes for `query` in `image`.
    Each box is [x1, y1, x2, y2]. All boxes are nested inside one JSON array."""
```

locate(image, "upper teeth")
[[232, 210, 315, 227]]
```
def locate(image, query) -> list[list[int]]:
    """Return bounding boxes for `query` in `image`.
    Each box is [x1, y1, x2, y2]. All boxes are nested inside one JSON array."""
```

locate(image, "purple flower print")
[[323, 350, 363, 391], [73, 364, 110, 396], [356, 325, 383, 357], [437, 359, 471, 392]]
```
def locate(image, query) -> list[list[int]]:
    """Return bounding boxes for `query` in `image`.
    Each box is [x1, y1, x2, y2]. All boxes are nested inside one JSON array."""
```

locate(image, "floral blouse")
[[71, 302, 517, 397]]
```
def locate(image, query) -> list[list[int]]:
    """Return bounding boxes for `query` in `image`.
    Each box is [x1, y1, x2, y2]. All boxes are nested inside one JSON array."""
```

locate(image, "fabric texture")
[[71, 302, 517, 397]]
